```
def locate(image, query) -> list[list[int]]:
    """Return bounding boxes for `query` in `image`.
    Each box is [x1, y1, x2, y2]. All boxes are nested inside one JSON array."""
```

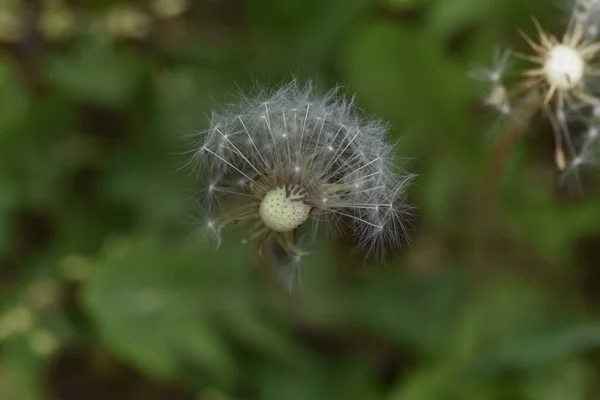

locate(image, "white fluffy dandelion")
[[472, 0, 600, 189], [188, 80, 414, 276]]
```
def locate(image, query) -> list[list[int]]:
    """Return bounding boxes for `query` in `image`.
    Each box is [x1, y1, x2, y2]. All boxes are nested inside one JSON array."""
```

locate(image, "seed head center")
[[543, 44, 584, 91], [259, 187, 311, 232]]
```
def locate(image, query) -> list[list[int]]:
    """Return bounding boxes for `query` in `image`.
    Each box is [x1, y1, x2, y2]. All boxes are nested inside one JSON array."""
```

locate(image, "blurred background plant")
[[3, 0, 600, 399]]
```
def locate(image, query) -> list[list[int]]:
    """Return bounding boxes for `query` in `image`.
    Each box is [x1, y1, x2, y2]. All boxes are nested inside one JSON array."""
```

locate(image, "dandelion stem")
[[472, 90, 542, 266]]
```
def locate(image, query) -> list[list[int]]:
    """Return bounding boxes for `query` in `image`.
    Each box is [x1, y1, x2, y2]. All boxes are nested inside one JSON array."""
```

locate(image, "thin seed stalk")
[[472, 90, 543, 266]]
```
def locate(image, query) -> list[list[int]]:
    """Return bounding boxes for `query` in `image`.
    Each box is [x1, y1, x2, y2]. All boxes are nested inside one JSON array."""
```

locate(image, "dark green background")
[[2, 0, 600, 399]]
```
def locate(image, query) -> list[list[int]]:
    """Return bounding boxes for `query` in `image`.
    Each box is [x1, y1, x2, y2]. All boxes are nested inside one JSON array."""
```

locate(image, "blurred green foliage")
[[2, 0, 600, 399]]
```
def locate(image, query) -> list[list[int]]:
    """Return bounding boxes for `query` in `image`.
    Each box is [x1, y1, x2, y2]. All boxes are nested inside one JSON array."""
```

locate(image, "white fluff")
[[188, 80, 414, 274]]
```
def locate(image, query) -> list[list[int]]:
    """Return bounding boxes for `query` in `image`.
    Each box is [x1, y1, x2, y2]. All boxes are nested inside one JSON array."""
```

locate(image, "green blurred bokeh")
[[2, 0, 600, 399]]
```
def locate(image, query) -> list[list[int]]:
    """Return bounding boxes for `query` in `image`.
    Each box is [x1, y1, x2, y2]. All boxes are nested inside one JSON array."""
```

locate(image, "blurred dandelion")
[[472, 0, 600, 190], [187, 80, 414, 287]]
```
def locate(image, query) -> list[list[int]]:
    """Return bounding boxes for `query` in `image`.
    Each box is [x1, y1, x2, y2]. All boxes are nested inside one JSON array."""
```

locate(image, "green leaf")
[[354, 269, 468, 356], [426, 0, 495, 40], [0, 337, 47, 400], [0, 60, 30, 139], [472, 323, 600, 374], [387, 364, 487, 400], [340, 22, 475, 154], [523, 360, 589, 400], [246, 0, 376, 75], [448, 279, 556, 363], [504, 190, 600, 262], [46, 38, 144, 106], [83, 235, 253, 385]]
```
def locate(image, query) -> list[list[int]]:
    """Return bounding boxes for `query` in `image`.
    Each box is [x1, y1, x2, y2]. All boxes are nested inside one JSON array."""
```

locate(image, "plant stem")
[[472, 90, 542, 267]]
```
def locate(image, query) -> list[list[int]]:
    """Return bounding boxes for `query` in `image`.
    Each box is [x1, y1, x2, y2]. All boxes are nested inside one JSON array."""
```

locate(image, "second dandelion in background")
[[472, 0, 600, 190]]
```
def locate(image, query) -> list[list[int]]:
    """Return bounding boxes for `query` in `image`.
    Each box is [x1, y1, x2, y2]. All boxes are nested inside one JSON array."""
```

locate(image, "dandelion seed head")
[[471, 3, 600, 189], [188, 79, 414, 283], [259, 187, 312, 232], [544, 44, 585, 90]]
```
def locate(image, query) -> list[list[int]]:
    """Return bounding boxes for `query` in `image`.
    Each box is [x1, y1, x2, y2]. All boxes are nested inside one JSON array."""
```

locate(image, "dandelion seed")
[[471, 2, 600, 188], [188, 80, 414, 287]]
